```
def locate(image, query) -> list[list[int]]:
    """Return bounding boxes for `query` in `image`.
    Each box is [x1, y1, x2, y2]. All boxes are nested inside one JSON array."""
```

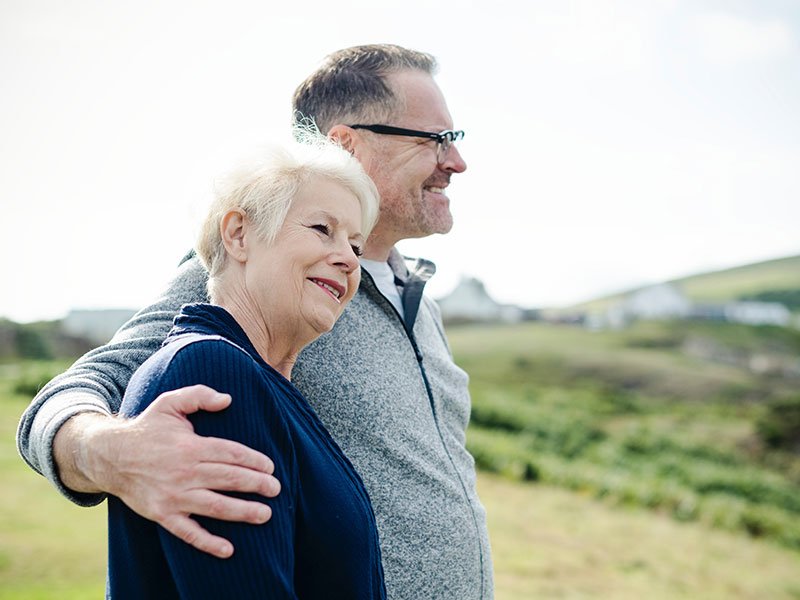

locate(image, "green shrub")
[[757, 397, 800, 452], [471, 396, 605, 459], [7, 366, 65, 399], [466, 427, 539, 482], [12, 377, 46, 398], [740, 289, 800, 311]]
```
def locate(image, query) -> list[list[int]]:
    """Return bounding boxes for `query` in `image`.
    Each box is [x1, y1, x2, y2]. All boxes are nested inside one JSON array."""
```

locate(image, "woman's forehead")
[[289, 179, 362, 226]]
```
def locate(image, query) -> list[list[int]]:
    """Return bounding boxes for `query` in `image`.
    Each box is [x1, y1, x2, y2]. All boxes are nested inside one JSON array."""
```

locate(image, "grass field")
[[3, 346, 800, 598], [478, 473, 800, 600], [0, 361, 106, 600]]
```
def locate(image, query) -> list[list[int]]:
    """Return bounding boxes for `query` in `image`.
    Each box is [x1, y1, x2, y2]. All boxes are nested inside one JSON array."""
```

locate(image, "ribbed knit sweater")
[[107, 304, 386, 599]]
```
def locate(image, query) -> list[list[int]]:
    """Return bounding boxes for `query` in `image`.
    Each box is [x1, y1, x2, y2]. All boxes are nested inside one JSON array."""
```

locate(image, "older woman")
[[106, 137, 384, 599]]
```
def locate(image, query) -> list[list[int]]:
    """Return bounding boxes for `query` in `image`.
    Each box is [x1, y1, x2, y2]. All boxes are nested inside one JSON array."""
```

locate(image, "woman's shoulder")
[[142, 333, 255, 381], [122, 334, 279, 418], [168, 332, 254, 367]]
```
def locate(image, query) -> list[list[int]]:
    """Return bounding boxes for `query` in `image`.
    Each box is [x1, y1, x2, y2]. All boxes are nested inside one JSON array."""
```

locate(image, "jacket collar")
[[362, 248, 436, 332]]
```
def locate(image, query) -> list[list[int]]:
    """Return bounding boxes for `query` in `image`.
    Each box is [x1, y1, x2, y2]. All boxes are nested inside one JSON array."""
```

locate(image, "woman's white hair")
[[196, 129, 379, 297]]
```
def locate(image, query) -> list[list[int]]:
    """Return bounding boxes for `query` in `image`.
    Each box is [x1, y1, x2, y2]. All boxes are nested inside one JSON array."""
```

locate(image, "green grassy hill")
[[574, 254, 800, 314], [450, 319, 800, 552]]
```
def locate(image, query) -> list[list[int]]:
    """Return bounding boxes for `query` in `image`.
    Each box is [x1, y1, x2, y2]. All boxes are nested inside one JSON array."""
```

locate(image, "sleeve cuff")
[[29, 391, 113, 507]]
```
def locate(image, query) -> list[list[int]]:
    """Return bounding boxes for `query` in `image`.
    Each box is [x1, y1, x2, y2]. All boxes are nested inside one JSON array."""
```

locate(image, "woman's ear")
[[220, 208, 250, 263]]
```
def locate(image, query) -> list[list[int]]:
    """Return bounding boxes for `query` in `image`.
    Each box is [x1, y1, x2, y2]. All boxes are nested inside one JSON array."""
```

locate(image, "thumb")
[[150, 385, 232, 419]]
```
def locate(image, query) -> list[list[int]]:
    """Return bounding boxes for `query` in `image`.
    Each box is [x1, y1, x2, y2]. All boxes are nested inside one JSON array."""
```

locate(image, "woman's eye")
[[351, 245, 363, 257], [311, 224, 330, 235]]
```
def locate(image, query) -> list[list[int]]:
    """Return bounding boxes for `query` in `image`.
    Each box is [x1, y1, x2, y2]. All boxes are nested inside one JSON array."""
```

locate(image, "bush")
[[12, 371, 57, 398], [757, 397, 800, 452], [3, 362, 69, 399], [470, 396, 605, 459], [740, 289, 800, 311], [466, 427, 540, 482]]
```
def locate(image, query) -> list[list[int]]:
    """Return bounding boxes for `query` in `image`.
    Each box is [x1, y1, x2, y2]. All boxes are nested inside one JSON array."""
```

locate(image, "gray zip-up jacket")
[[17, 250, 494, 599]]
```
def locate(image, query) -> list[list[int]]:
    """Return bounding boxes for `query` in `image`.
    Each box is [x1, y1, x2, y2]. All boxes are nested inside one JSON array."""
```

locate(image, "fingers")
[[188, 489, 273, 525], [196, 436, 276, 475], [143, 386, 275, 476], [161, 513, 236, 559], [192, 462, 281, 497], [151, 384, 232, 418], [158, 489, 276, 559]]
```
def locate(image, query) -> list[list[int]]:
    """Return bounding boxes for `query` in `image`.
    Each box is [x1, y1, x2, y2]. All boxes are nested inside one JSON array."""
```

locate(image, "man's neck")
[[362, 239, 393, 262]]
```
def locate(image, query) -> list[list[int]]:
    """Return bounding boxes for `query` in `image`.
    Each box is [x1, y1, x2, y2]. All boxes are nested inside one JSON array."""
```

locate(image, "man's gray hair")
[[292, 44, 437, 135], [197, 130, 379, 299]]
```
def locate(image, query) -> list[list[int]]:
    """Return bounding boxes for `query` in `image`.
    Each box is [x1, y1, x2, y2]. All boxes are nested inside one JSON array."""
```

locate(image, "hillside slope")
[[574, 254, 800, 314], [450, 320, 800, 552]]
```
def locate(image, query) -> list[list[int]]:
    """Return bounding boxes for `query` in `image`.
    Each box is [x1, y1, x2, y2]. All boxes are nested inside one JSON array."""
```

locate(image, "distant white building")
[[437, 277, 523, 323], [589, 283, 794, 330], [621, 283, 692, 321], [723, 302, 792, 327], [63, 309, 136, 344]]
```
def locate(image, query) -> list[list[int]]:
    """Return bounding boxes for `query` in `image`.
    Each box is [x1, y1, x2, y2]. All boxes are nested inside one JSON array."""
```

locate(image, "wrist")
[[53, 412, 119, 494]]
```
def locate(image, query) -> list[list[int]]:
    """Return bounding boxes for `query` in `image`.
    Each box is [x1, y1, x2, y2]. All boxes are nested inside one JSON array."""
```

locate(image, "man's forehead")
[[386, 70, 455, 130]]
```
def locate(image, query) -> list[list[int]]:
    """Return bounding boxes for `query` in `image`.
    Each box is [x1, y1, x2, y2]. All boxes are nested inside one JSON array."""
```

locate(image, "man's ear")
[[220, 208, 250, 263], [329, 124, 373, 165], [329, 125, 358, 154]]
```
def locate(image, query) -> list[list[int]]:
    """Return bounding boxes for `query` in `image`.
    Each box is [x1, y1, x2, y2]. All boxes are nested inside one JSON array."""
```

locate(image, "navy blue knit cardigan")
[[106, 303, 386, 599]]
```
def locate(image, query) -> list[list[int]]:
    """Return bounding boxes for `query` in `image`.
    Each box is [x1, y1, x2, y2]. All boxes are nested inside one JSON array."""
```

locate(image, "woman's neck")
[[213, 291, 304, 381]]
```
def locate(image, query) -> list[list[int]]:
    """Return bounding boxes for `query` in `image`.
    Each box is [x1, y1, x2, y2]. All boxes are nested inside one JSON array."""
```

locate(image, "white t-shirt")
[[360, 259, 404, 319]]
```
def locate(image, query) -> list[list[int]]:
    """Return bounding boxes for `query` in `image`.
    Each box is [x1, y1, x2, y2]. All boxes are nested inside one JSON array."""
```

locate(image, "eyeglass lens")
[[437, 132, 454, 164], [436, 131, 462, 164]]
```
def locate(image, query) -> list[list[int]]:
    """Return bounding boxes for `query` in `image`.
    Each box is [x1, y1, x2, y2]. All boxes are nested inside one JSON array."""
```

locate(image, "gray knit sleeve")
[[15, 254, 210, 506]]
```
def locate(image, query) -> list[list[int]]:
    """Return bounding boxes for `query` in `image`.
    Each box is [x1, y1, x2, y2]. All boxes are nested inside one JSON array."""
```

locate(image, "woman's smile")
[[308, 277, 345, 302]]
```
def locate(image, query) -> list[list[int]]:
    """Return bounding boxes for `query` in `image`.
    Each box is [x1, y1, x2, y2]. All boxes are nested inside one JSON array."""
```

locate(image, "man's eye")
[[311, 224, 330, 235], [351, 245, 363, 257]]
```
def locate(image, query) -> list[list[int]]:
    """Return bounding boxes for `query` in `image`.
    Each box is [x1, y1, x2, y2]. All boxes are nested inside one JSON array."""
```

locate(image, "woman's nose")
[[332, 237, 360, 272]]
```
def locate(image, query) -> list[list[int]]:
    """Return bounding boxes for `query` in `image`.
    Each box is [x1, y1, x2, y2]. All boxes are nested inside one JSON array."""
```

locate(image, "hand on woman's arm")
[[149, 344, 299, 598], [54, 385, 281, 559]]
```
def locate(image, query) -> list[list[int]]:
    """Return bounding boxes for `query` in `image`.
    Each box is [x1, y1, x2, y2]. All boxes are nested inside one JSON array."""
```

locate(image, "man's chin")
[[420, 197, 453, 235], [437, 220, 454, 235], [424, 215, 454, 236]]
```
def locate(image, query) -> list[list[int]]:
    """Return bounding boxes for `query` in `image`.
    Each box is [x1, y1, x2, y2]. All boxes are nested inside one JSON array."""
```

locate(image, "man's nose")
[[441, 144, 467, 174]]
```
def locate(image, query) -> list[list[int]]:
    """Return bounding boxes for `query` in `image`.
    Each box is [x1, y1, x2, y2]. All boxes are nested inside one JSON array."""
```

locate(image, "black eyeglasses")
[[349, 124, 464, 164]]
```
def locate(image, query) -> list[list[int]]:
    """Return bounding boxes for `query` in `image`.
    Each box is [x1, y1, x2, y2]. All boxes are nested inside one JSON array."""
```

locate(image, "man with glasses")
[[18, 44, 493, 599], [348, 125, 465, 164]]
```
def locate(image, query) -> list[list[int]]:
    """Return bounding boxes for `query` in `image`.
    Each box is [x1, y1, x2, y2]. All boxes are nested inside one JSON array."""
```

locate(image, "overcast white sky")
[[1, 0, 798, 322]]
